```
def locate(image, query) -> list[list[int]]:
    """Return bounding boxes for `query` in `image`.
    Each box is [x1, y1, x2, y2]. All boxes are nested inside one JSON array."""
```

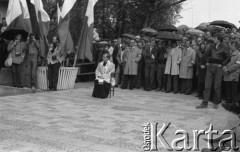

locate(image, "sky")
[[176, 0, 240, 28]]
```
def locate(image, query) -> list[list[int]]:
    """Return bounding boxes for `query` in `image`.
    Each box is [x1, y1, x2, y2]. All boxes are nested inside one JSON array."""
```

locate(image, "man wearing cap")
[[142, 38, 159, 91]]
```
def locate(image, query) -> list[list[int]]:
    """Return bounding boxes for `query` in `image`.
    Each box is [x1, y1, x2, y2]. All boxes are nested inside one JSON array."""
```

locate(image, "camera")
[[52, 55, 57, 60]]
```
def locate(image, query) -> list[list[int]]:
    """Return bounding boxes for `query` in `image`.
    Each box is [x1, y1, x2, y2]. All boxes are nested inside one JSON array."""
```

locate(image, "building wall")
[[0, 1, 8, 23]]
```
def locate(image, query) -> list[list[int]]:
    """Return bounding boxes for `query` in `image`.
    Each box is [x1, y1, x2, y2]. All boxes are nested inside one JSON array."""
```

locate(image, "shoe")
[[155, 88, 161, 92], [161, 89, 165, 92], [146, 88, 151, 91], [213, 104, 218, 109], [185, 92, 191, 95], [196, 103, 208, 109], [115, 85, 118, 88], [165, 91, 171, 93], [129, 88, 133, 90], [31, 86, 36, 90]]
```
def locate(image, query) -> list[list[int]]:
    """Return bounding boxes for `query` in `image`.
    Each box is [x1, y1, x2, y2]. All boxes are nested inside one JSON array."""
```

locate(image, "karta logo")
[[142, 123, 239, 151]]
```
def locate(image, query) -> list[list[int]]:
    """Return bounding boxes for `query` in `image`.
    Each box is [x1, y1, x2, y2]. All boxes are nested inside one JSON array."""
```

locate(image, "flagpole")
[[73, 12, 87, 67]]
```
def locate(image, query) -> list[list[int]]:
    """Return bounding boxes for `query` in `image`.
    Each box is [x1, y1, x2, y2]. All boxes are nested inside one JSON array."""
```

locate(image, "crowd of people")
[[0, 16, 69, 91], [93, 27, 240, 114]]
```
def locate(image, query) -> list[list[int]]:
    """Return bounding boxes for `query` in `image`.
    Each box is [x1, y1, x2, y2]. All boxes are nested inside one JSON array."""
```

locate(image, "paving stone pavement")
[[0, 82, 238, 152]]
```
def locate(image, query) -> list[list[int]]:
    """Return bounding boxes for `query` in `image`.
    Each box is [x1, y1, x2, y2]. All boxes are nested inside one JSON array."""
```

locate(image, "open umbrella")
[[210, 20, 237, 29], [195, 22, 210, 32], [1, 28, 29, 40], [140, 27, 158, 35], [177, 25, 189, 34], [121, 33, 136, 39], [185, 29, 205, 36], [156, 31, 180, 41], [158, 24, 177, 32]]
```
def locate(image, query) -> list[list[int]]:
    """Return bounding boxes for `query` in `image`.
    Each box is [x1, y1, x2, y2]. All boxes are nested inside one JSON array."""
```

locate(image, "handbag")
[[5, 53, 13, 67]]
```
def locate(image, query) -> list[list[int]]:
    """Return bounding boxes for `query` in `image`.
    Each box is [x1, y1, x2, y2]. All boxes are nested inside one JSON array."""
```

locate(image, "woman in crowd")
[[92, 51, 115, 99], [121, 39, 142, 90], [195, 42, 208, 99], [7, 33, 27, 87]]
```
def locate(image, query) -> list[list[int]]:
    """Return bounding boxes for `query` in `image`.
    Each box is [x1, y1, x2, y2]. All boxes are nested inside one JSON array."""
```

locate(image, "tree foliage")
[[27, 0, 184, 45]]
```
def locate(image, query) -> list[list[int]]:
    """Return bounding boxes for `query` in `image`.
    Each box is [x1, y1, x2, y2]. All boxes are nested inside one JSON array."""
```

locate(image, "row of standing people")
[[110, 34, 240, 111], [6, 33, 65, 91]]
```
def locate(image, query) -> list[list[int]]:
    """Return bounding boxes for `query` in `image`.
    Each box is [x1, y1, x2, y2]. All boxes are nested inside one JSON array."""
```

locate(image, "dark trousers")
[[136, 62, 143, 88], [48, 62, 61, 90], [26, 54, 38, 88], [121, 75, 136, 89], [198, 83, 205, 97], [144, 63, 156, 90], [203, 65, 223, 105], [12, 63, 22, 87], [92, 80, 111, 99], [115, 64, 123, 85], [225, 81, 238, 103], [157, 64, 166, 90], [166, 75, 179, 93], [181, 79, 192, 94]]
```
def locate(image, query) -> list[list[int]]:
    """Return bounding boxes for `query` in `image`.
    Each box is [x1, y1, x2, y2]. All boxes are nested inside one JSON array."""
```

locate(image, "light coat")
[[165, 47, 182, 75], [179, 47, 196, 79], [122, 46, 141, 75]]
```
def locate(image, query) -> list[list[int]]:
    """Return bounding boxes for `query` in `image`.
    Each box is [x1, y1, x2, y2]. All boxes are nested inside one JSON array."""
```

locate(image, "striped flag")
[[6, 0, 32, 33], [30, 0, 50, 59], [57, 0, 75, 55], [77, 0, 98, 62]]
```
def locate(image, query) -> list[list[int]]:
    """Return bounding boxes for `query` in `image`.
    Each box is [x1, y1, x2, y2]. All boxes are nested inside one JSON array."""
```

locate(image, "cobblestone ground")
[[0, 82, 238, 152]]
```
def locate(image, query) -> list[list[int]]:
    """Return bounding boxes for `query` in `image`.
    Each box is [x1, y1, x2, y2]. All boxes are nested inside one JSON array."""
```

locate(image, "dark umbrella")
[[1, 28, 29, 40], [210, 20, 237, 29], [140, 27, 158, 35], [121, 33, 136, 39], [156, 31, 180, 41], [185, 29, 205, 36], [177, 25, 189, 34], [158, 24, 177, 32], [195, 22, 210, 32]]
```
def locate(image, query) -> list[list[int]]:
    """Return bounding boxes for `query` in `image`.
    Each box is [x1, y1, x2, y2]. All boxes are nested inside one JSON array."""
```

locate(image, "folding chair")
[[109, 72, 115, 98]]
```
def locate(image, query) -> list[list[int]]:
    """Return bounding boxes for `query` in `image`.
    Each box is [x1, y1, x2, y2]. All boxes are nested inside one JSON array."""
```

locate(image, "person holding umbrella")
[[142, 38, 159, 91], [7, 33, 27, 87]]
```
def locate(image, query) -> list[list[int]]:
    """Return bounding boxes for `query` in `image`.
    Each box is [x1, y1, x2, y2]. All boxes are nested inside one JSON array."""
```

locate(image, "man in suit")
[[142, 38, 159, 91], [196, 33, 230, 109]]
